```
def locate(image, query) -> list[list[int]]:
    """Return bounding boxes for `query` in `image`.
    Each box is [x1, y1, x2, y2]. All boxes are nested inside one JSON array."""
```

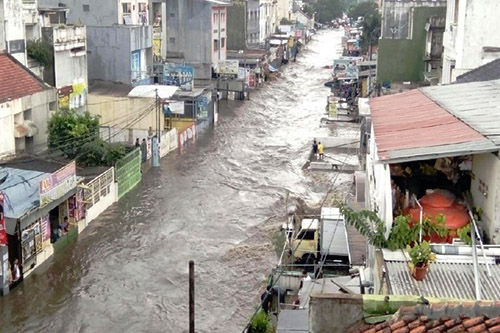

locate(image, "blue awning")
[[269, 65, 278, 72]]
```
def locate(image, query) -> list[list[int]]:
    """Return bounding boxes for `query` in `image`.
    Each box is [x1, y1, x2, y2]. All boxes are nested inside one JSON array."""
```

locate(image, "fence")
[[115, 149, 142, 199], [160, 128, 178, 158]]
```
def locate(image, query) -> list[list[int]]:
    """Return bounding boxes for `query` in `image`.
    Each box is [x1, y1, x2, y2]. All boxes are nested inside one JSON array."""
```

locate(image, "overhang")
[[370, 89, 499, 163]]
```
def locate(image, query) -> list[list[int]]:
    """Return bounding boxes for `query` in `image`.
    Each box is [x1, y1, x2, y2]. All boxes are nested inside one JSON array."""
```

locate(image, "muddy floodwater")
[[0, 29, 354, 332]]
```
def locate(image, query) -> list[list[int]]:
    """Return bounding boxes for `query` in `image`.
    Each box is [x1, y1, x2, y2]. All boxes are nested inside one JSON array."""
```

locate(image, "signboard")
[[333, 59, 359, 79], [0, 192, 7, 245], [216, 60, 239, 76], [163, 101, 185, 115], [58, 82, 87, 110], [294, 29, 303, 38], [340, 56, 363, 66], [196, 92, 212, 120], [41, 215, 50, 242], [39, 161, 77, 207], [163, 64, 194, 91]]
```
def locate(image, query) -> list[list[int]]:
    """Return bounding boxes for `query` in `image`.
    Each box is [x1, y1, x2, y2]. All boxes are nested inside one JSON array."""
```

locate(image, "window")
[[83, 4, 90, 12], [221, 13, 225, 22], [169, 37, 176, 44], [221, 37, 225, 49], [122, 3, 131, 14], [214, 39, 219, 51], [453, 0, 459, 24], [297, 230, 316, 240], [139, 3, 147, 13], [213, 13, 217, 24], [170, 12, 175, 18], [24, 109, 32, 121]]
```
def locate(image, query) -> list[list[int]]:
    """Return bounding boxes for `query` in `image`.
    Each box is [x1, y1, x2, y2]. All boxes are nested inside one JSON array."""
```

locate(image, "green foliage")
[[342, 206, 450, 251], [26, 39, 53, 67], [249, 310, 273, 333], [280, 17, 294, 25], [457, 224, 472, 245], [348, 1, 378, 19], [303, 4, 315, 17], [77, 139, 127, 167], [48, 110, 100, 159], [407, 241, 436, 267], [360, 12, 381, 51], [314, 0, 344, 24]]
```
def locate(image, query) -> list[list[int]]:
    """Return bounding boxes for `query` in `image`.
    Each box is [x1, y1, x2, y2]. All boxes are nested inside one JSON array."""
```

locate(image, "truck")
[[291, 207, 351, 268]]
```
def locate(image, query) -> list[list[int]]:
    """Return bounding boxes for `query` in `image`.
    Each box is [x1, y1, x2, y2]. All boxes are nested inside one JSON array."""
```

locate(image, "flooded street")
[[0, 30, 350, 332]]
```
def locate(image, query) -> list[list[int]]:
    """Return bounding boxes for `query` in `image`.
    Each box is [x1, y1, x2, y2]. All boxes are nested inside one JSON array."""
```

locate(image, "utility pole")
[[152, 89, 160, 167], [189, 260, 195, 333]]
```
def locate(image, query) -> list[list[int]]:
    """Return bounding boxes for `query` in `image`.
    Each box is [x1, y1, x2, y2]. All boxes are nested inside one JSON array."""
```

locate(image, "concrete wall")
[[442, 0, 500, 84], [227, 2, 246, 50], [40, 0, 118, 26], [309, 294, 364, 333], [3, 0, 27, 65], [88, 94, 163, 132], [84, 168, 117, 226], [377, 6, 446, 83], [86, 25, 152, 84], [0, 1, 5, 50], [166, 0, 212, 80], [0, 104, 15, 160], [52, 26, 88, 89], [471, 153, 500, 244]]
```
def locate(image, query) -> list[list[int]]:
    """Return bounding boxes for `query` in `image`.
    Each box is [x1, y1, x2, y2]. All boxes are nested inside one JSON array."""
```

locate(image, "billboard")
[[39, 161, 77, 207], [216, 60, 239, 76], [333, 58, 359, 79], [163, 64, 194, 91]]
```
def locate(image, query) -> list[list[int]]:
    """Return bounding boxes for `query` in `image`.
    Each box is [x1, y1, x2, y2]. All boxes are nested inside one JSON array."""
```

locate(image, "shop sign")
[[163, 64, 194, 91], [196, 91, 212, 120], [333, 58, 359, 79], [39, 161, 77, 207], [41, 215, 50, 242], [216, 60, 239, 76], [0, 192, 7, 245]]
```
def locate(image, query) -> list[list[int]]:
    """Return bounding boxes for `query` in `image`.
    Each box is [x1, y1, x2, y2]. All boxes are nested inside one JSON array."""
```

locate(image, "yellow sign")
[[58, 82, 87, 110]]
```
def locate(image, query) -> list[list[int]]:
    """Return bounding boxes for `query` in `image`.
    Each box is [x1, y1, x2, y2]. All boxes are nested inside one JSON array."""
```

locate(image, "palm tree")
[[360, 13, 381, 60]]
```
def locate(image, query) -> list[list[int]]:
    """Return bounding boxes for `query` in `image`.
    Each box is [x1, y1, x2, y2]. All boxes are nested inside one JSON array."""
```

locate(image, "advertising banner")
[[39, 161, 77, 207], [333, 58, 359, 79], [216, 60, 239, 76], [0, 192, 7, 245], [163, 64, 194, 91], [41, 215, 50, 242], [196, 92, 212, 120]]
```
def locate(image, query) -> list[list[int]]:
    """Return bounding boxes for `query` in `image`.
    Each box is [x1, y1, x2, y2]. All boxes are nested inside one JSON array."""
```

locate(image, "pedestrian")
[[141, 138, 147, 162], [60, 216, 69, 233], [260, 286, 273, 313], [312, 140, 318, 160], [318, 142, 324, 160], [299, 269, 312, 290], [11, 259, 20, 283], [135, 138, 140, 148]]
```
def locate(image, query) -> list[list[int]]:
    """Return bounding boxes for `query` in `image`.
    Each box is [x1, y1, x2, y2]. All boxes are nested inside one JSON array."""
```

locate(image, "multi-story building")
[[0, 0, 28, 65], [39, 0, 153, 86], [276, 0, 293, 23], [165, 0, 230, 81], [376, 0, 447, 85], [247, 0, 261, 47], [441, 0, 500, 84], [0, 52, 57, 160]]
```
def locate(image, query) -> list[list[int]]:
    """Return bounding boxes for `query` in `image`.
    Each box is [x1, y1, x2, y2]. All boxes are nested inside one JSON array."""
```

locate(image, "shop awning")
[[370, 89, 499, 163], [128, 85, 179, 99]]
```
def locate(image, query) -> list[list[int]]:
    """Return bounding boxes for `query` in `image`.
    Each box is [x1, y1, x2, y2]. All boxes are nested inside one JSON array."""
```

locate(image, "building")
[[151, 0, 168, 62], [376, 0, 446, 84], [0, 52, 57, 161], [246, 0, 261, 47], [291, 9, 314, 30], [364, 80, 500, 298], [276, 0, 293, 24], [165, 0, 230, 82], [227, 1, 246, 51], [39, 0, 153, 86], [456, 58, 500, 84], [441, 0, 500, 84], [0, 0, 28, 65], [42, 25, 88, 112]]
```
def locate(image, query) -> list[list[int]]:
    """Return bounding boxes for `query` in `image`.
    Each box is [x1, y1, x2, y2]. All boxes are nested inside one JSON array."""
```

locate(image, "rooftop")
[[456, 58, 500, 84], [369, 89, 498, 163], [422, 80, 500, 145], [0, 52, 50, 103]]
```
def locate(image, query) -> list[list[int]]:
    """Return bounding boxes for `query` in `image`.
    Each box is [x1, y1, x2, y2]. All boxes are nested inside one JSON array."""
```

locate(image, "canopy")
[[128, 85, 179, 99]]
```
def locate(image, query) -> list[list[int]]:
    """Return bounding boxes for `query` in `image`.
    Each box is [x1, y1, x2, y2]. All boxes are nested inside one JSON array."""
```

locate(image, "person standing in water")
[[312, 140, 318, 160], [318, 142, 324, 160]]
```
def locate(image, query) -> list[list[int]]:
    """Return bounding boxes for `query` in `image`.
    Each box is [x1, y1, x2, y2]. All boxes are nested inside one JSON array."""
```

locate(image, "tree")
[[303, 4, 315, 18], [348, 1, 378, 20], [314, 0, 344, 24], [77, 139, 127, 167], [48, 110, 100, 159], [280, 17, 294, 25], [26, 39, 53, 67], [360, 12, 381, 56]]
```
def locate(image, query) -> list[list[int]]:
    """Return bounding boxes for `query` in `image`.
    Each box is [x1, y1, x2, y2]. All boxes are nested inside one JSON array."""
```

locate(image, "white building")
[[441, 0, 500, 84], [212, 4, 229, 68], [276, 0, 293, 23], [0, 0, 29, 65], [0, 52, 57, 161]]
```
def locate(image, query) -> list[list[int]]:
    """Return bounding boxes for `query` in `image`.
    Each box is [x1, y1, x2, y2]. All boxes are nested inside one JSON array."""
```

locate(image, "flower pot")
[[412, 264, 428, 281]]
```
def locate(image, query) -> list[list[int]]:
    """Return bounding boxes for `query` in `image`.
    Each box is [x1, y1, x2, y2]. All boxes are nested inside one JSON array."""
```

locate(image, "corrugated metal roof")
[[456, 58, 500, 84], [421, 80, 500, 145], [0, 167, 49, 219], [369, 89, 498, 162], [386, 261, 500, 301]]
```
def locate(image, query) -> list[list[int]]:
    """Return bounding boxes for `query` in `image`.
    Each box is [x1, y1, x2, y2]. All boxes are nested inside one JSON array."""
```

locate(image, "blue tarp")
[[0, 167, 49, 219], [269, 65, 278, 72]]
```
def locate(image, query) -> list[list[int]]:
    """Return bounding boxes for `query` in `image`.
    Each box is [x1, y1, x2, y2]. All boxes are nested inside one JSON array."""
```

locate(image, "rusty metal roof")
[[369, 89, 498, 163], [421, 79, 500, 145]]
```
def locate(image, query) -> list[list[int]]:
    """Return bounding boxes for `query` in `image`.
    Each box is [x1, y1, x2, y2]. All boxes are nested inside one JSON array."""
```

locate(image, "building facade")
[[441, 0, 500, 84], [376, 0, 447, 84]]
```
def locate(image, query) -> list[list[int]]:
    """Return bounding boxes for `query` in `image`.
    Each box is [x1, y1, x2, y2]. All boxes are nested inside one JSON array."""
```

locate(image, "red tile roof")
[[369, 90, 487, 161], [350, 302, 500, 333], [0, 52, 49, 103]]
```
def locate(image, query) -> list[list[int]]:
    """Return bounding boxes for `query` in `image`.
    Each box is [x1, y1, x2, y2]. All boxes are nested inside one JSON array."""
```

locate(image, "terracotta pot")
[[412, 264, 428, 281]]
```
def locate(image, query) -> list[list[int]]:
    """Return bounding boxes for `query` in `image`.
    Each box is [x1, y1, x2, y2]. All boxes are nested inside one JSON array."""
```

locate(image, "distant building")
[[376, 0, 446, 84], [441, 0, 500, 84], [39, 0, 153, 86], [0, 52, 57, 160]]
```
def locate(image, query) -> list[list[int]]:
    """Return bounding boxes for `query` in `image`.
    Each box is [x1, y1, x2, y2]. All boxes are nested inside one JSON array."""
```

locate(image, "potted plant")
[[407, 241, 436, 281]]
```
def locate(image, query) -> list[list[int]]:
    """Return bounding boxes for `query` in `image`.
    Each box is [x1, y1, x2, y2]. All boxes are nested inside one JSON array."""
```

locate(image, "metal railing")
[[84, 168, 114, 209]]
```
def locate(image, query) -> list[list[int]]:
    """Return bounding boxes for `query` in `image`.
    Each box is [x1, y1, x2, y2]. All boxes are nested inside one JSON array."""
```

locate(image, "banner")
[[0, 192, 7, 245], [163, 64, 194, 91], [39, 161, 77, 207], [216, 60, 239, 75], [333, 59, 359, 79]]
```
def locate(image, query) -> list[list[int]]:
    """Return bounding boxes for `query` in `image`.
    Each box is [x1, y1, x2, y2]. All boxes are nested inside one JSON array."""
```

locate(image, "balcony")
[[53, 26, 86, 51]]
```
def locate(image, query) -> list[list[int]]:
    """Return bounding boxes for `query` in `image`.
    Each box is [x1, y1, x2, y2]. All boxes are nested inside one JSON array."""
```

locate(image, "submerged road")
[[0, 30, 350, 332]]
